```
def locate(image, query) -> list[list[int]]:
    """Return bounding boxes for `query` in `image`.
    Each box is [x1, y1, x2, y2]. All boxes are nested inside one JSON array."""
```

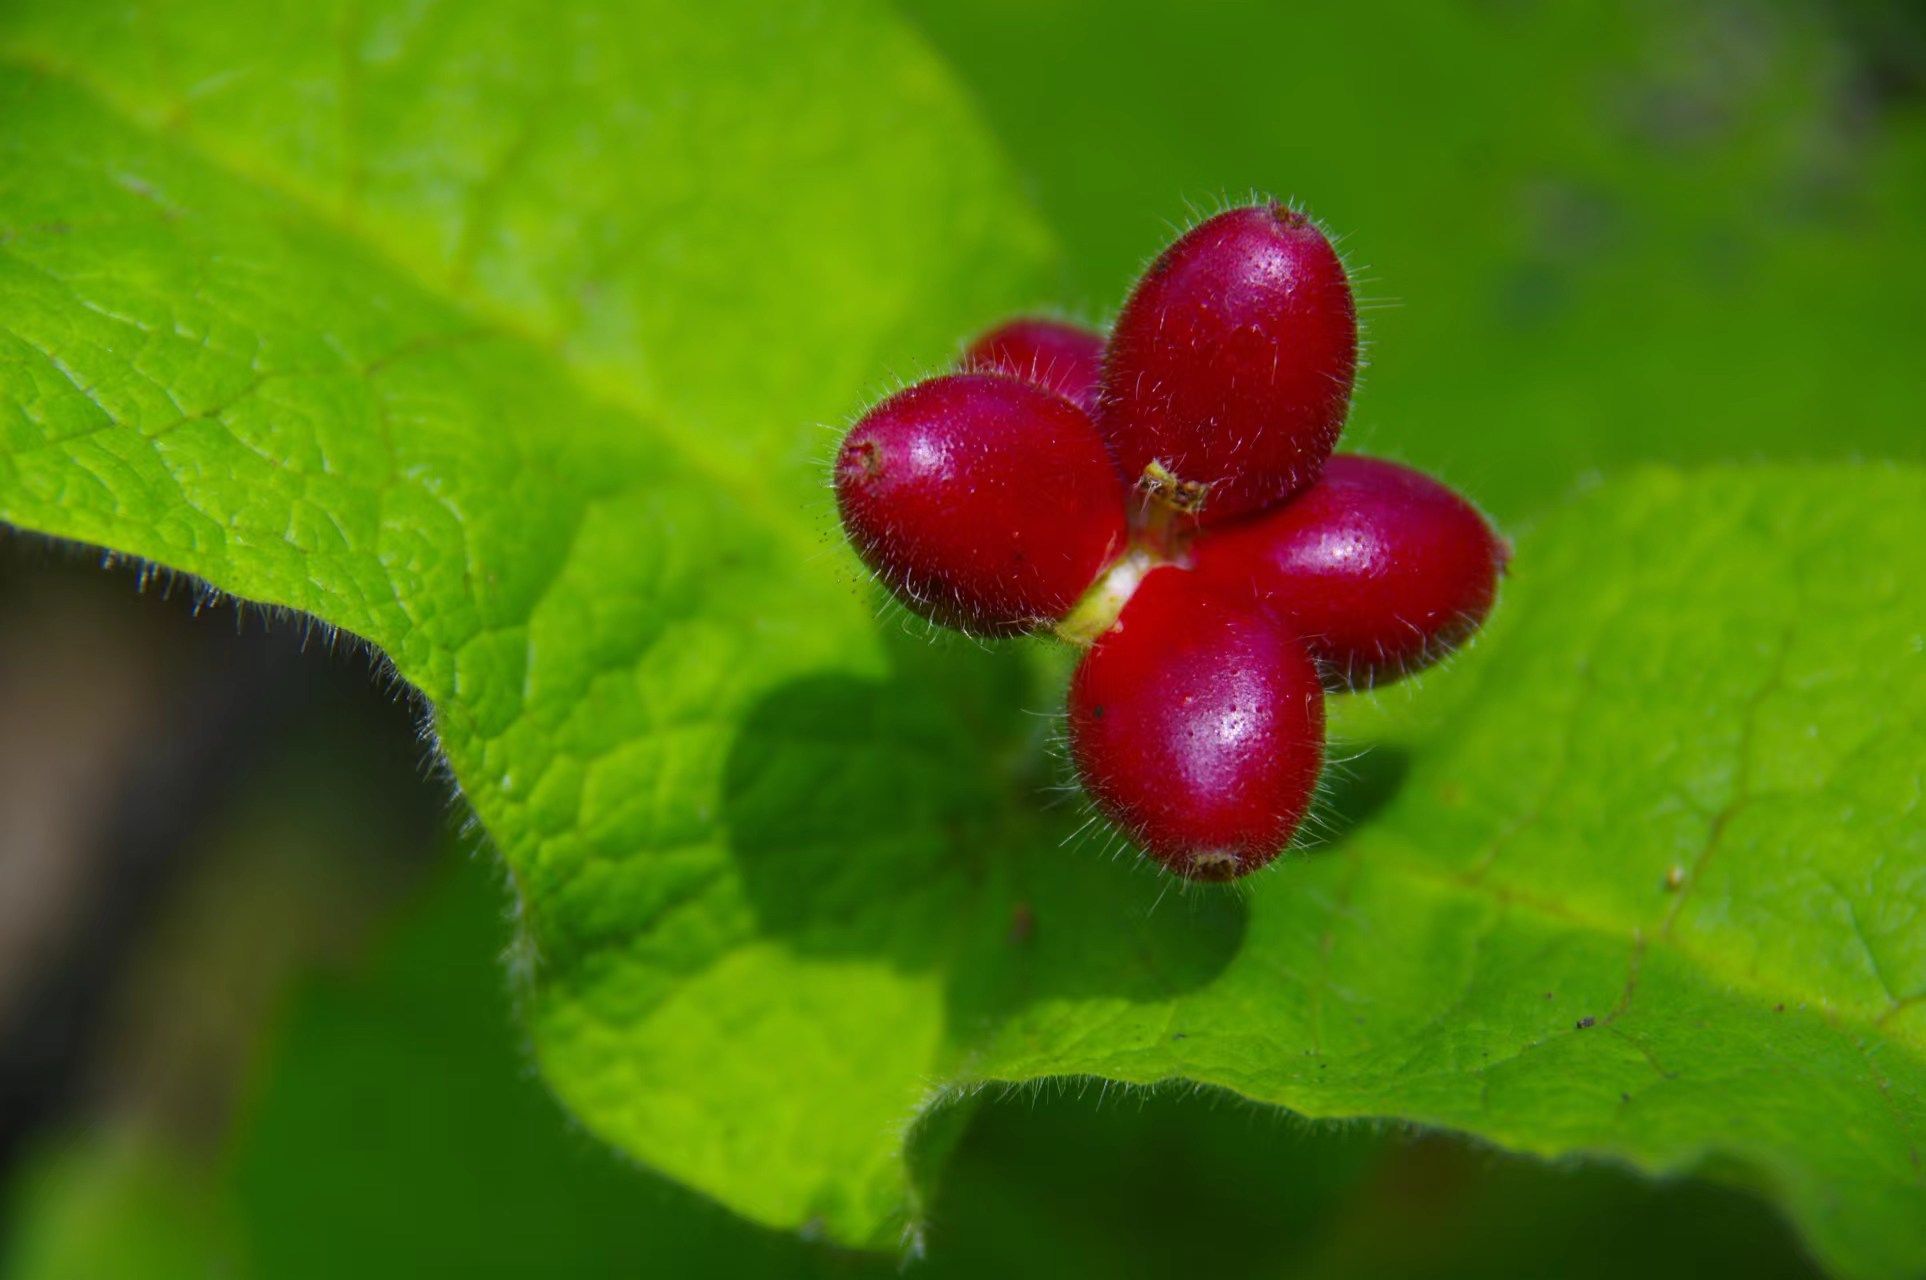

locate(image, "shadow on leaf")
[[1310, 742, 1412, 847], [721, 628, 1252, 1023]]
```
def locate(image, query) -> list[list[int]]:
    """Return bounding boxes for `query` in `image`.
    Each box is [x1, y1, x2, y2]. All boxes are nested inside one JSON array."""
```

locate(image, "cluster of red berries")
[[834, 202, 1506, 881]]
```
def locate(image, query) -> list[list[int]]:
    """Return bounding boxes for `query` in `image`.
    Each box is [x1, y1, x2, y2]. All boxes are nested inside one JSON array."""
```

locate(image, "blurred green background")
[[3, 0, 1920, 1274], [907, 0, 1926, 524]]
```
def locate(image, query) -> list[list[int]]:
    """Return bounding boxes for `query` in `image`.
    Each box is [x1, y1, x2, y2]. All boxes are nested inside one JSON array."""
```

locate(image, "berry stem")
[[1054, 465, 1210, 646], [1054, 548, 1157, 647]]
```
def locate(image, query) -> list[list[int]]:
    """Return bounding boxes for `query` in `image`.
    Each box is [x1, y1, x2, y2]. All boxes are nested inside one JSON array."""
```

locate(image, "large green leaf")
[[0, 0, 1049, 1241], [2, 4, 1922, 1279]]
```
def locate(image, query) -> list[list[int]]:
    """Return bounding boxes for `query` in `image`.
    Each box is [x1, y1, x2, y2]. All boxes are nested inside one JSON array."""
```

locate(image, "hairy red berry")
[[961, 317, 1105, 412], [834, 373, 1127, 636], [1067, 567, 1324, 879], [1099, 202, 1357, 526], [1192, 454, 1507, 687]]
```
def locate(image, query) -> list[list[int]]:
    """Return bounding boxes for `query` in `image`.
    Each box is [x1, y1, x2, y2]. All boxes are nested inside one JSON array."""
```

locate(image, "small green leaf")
[[2, 4, 1921, 1278]]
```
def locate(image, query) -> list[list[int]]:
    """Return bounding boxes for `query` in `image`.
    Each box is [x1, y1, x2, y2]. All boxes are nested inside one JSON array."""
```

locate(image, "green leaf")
[[947, 466, 1926, 1279], [0, 0, 1048, 1242], [3, 6, 1922, 1280]]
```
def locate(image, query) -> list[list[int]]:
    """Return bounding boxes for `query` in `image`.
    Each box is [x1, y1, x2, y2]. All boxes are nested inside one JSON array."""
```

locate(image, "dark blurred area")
[[0, 535, 445, 1197]]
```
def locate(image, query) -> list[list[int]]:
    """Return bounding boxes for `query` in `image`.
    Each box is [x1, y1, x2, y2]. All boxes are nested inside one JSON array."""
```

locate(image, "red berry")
[[1067, 566, 1324, 879], [1098, 202, 1357, 526], [961, 317, 1105, 412], [1191, 454, 1507, 687], [834, 373, 1127, 636]]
